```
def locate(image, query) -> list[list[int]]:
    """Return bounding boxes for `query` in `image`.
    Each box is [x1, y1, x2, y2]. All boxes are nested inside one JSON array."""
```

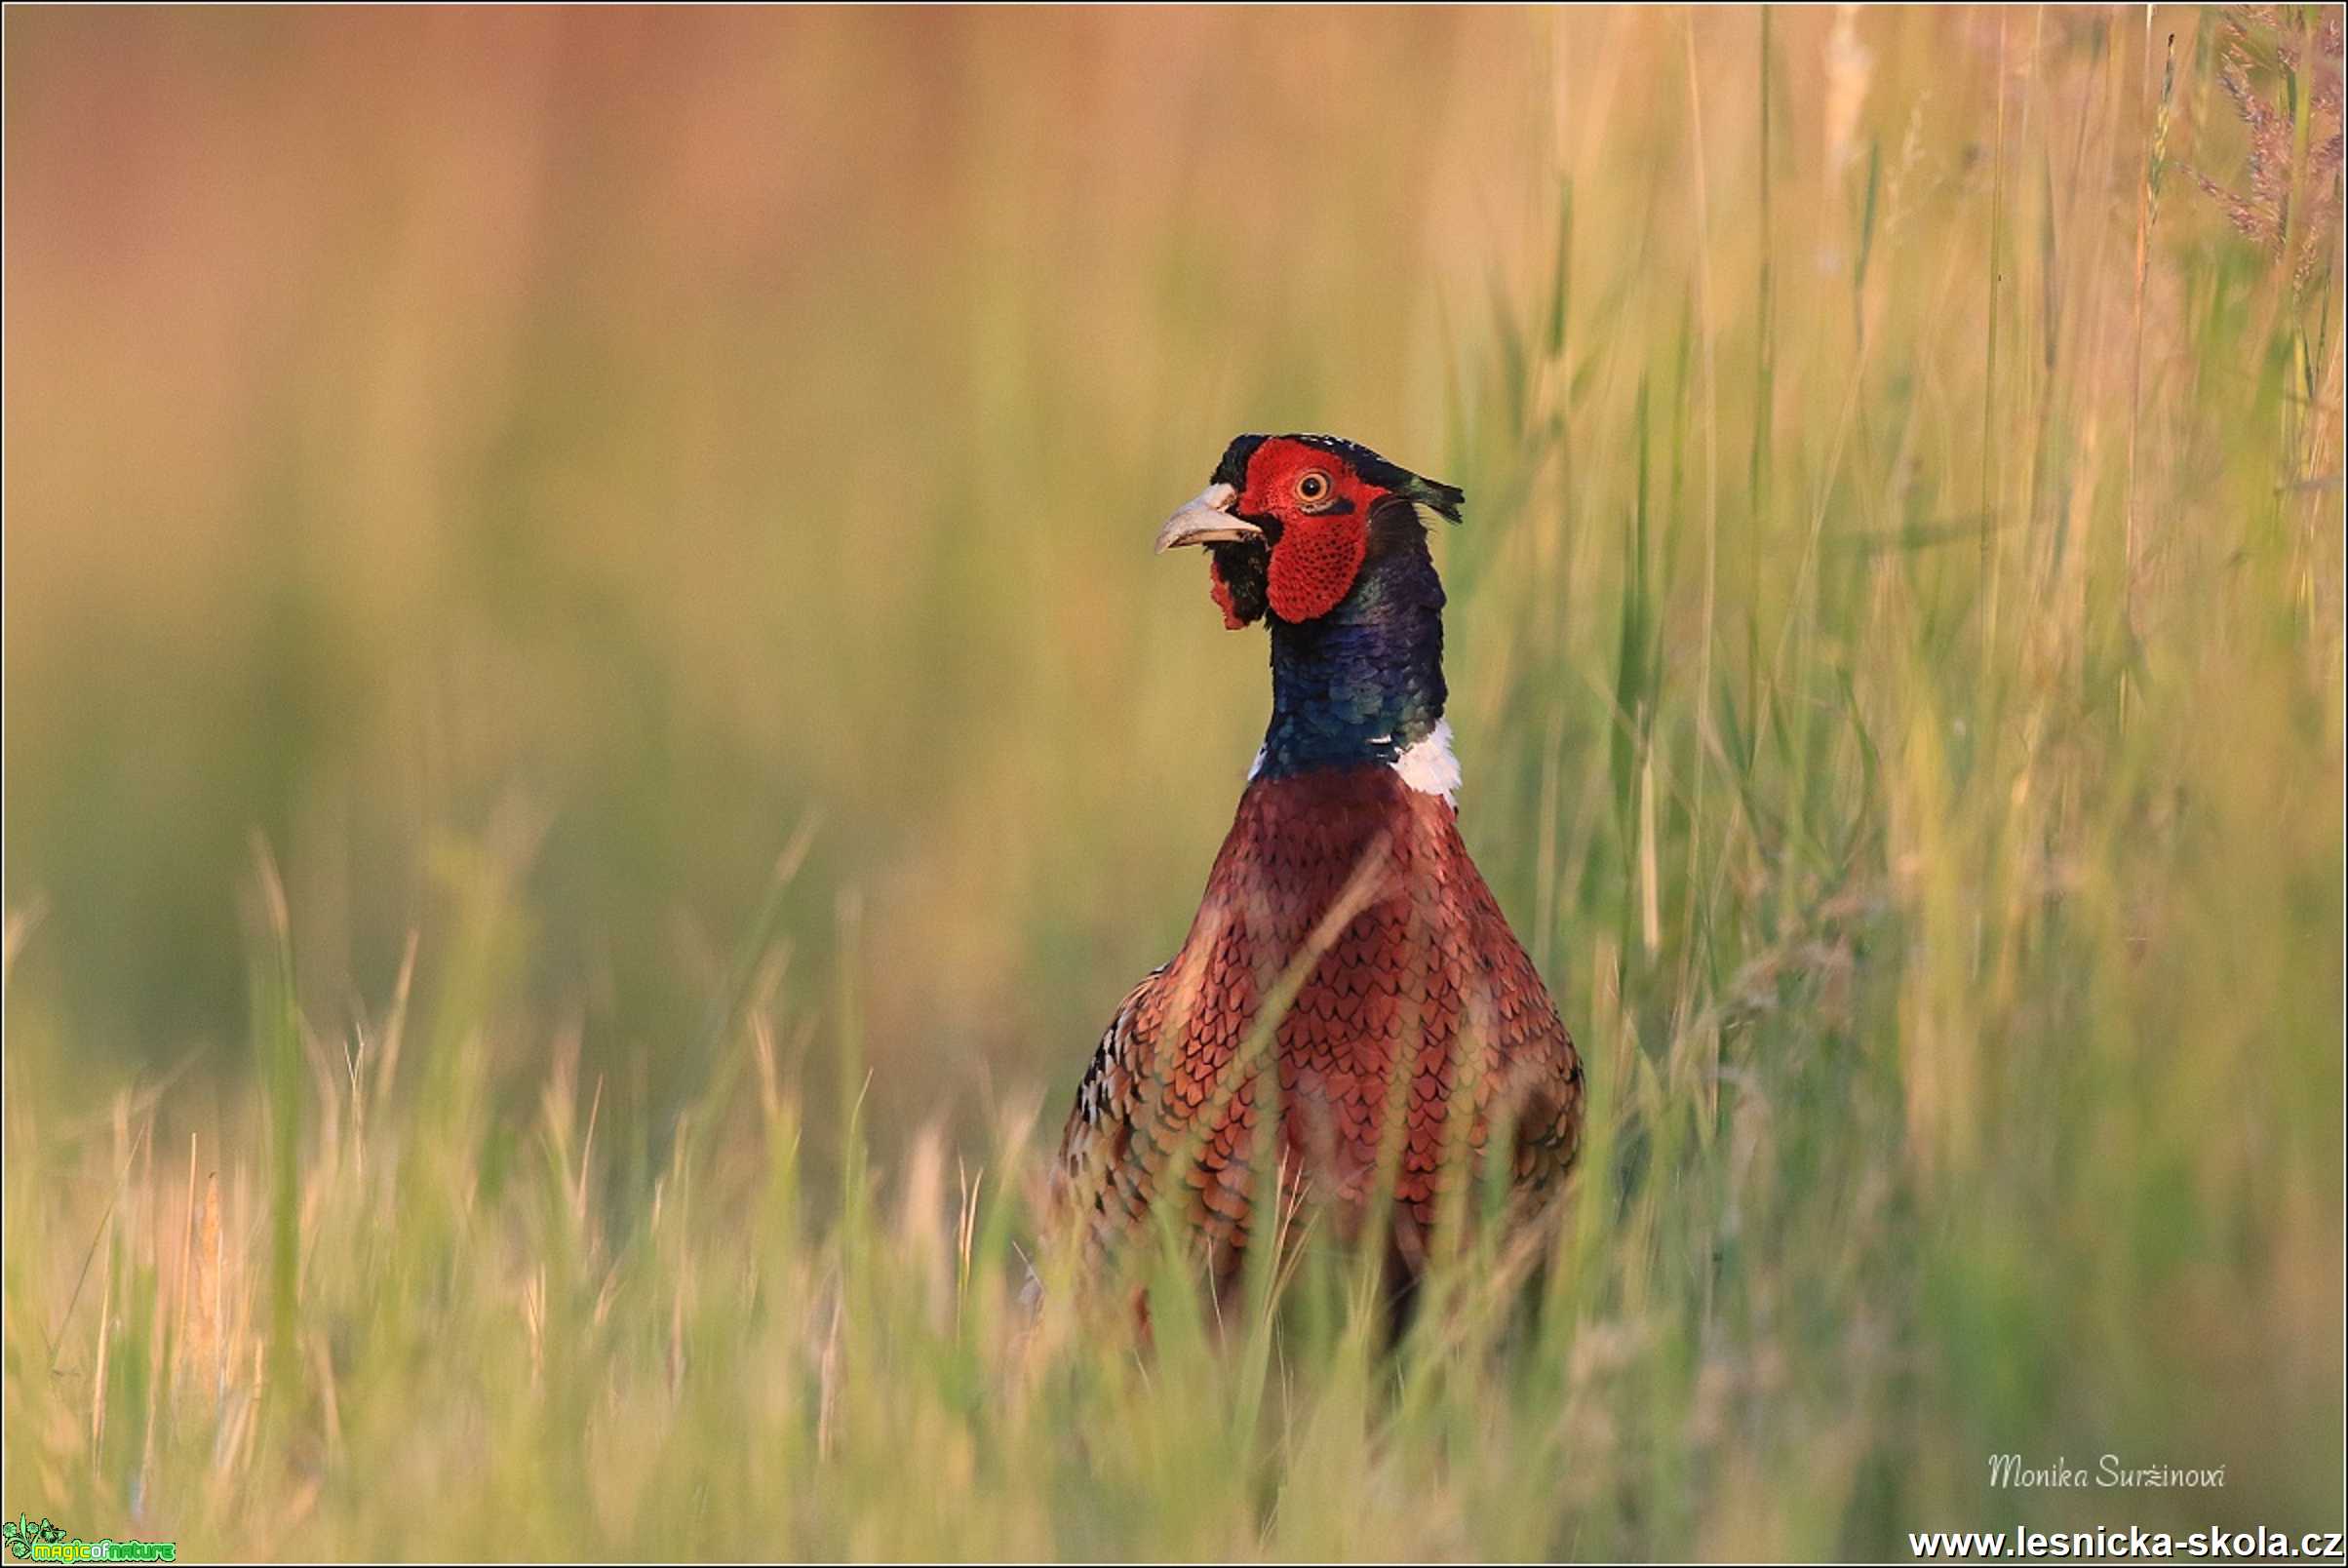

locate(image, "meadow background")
[[4, 5, 2342, 1558]]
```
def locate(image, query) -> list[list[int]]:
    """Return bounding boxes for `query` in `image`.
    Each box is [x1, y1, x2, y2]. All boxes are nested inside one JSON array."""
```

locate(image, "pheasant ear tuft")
[[1398, 475, 1466, 523]]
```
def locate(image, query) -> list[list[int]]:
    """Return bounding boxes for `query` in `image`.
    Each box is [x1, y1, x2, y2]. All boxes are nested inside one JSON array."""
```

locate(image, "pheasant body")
[[1053, 434, 1583, 1291]]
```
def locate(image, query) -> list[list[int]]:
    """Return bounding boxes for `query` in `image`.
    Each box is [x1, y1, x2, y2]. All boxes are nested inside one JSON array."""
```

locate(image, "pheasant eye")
[[1296, 471, 1332, 505]]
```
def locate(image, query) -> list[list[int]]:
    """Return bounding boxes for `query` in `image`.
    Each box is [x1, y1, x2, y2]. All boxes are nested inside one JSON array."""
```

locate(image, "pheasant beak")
[[1154, 483, 1262, 553]]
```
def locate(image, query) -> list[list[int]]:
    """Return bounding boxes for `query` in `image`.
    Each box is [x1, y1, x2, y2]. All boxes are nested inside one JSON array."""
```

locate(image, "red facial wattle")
[[1265, 514, 1369, 622], [1236, 437, 1387, 624]]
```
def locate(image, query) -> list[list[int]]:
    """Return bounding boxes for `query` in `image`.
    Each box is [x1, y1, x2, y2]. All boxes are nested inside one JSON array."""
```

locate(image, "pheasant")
[[1051, 434, 1583, 1302]]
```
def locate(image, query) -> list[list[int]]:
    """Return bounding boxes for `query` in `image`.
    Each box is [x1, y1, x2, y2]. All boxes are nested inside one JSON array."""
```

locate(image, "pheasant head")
[[1155, 434, 1465, 788]]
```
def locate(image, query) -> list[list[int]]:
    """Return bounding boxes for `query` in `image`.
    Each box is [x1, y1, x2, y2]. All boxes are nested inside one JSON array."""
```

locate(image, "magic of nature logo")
[[1, 1514, 176, 1562]]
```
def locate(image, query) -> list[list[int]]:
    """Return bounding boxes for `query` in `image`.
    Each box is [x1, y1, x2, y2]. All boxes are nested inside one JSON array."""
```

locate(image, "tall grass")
[[5, 7, 2342, 1559]]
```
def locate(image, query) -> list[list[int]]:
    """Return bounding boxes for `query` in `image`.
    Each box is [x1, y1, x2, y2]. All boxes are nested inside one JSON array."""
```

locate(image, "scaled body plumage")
[[1053, 435, 1583, 1294]]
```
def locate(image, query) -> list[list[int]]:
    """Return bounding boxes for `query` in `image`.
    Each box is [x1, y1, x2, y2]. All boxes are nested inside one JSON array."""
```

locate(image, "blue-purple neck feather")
[[1257, 504, 1447, 780]]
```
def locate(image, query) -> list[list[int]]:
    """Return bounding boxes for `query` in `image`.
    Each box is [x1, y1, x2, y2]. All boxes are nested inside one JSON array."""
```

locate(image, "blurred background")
[[4, 6, 2342, 1557], [6, 6, 1569, 1144]]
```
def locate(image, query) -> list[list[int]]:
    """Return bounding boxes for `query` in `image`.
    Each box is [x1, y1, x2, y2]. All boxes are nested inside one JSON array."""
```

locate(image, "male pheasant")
[[1051, 434, 1583, 1300]]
